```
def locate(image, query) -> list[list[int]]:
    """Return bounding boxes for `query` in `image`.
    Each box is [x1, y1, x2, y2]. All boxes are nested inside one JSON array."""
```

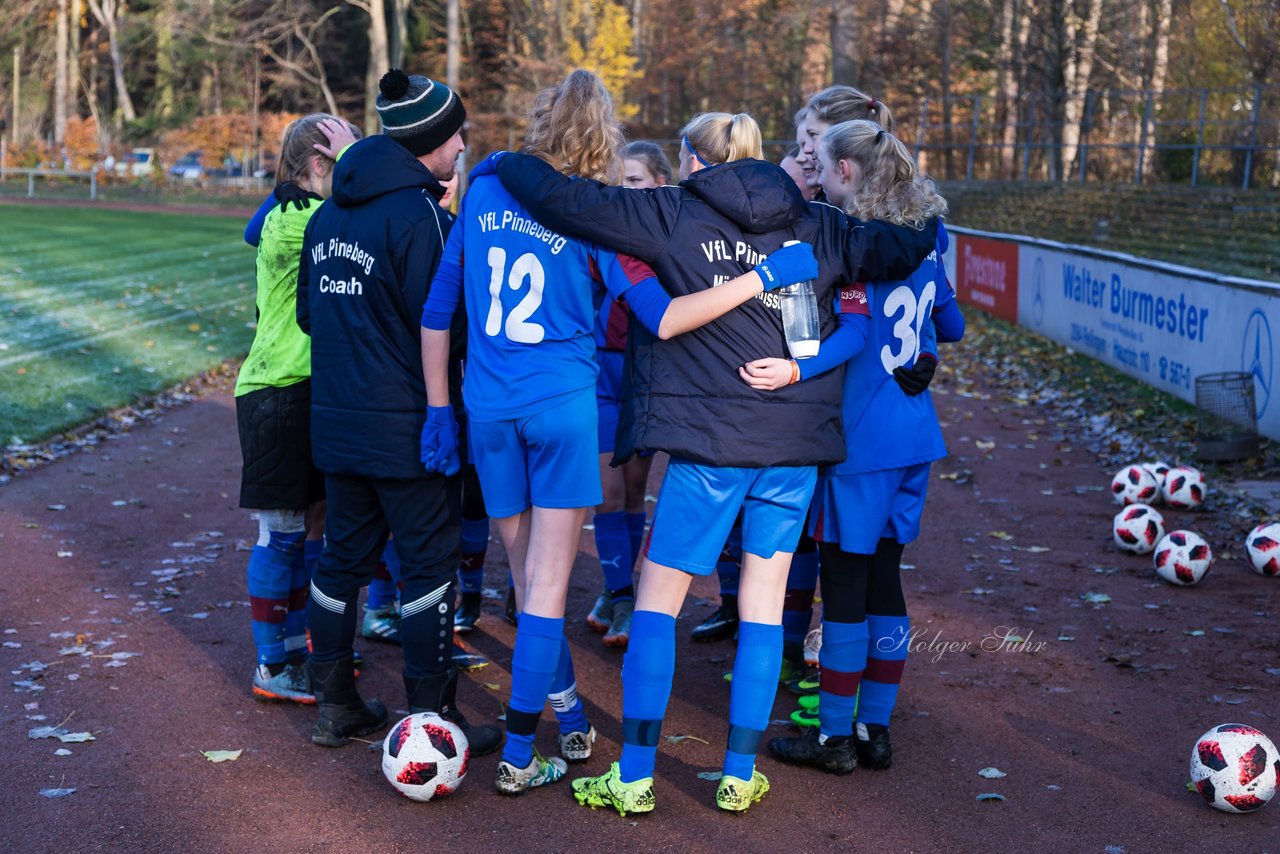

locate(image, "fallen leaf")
[[978, 767, 1007, 779], [666, 734, 709, 745], [975, 440, 995, 451], [46, 504, 66, 511], [38, 788, 75, 798], [1081, 592, 1111, 604], [202, 749, 242, 763], [28, 727, 94, 743], [480, 682, 501, 691], [988, 531, 1014, 541], [54, 748, 71, 756], [696, 771, 723, 781], [975, 792, 1006, 802]]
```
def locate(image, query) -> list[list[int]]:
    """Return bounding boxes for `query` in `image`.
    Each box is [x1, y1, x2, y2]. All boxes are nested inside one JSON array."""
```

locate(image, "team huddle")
[[234, 65, 963, 814]]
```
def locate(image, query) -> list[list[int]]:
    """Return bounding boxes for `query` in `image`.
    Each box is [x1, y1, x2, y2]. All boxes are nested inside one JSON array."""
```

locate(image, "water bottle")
[[777, 241, 820, 359]]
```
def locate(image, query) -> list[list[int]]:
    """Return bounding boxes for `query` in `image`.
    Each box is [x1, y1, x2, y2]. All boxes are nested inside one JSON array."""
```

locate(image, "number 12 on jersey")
[[484, 247, 546, 344]]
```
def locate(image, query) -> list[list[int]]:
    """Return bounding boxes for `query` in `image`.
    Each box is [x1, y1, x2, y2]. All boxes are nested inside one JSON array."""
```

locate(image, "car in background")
[[112, 148, 155, 178], [169, 151, 205, 180]]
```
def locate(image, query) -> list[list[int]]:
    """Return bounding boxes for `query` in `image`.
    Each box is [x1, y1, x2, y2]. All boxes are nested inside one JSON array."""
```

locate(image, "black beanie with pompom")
[[375, 69, 466, 157]]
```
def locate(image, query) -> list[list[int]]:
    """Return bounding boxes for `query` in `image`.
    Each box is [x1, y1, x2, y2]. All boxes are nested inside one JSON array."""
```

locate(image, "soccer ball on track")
[[1113, 504, 1165, 555], [1161, 466, 1205, 510], [382, 712, 469, 802], [1245, 523, 1280, 577], [1189, 723, 1279, 814], [1153, 530, 1213, 586], [1111, 465, 1161, 506], [1141, 460, 1172, 483]]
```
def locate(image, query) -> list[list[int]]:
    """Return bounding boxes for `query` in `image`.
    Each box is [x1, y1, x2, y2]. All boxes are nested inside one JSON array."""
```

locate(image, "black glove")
[[893, 353, 938, 396], [273, 181, 322, 212]]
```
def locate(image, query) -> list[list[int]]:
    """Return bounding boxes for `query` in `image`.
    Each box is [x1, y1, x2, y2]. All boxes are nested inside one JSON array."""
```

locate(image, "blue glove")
[[420, 406, 460, 477], [754, 242, 819, 289]]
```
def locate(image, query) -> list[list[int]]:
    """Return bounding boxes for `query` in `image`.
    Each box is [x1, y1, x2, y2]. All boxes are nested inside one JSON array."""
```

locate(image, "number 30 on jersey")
[[484, 247, 546, 344], [879, 281, 936, 373]]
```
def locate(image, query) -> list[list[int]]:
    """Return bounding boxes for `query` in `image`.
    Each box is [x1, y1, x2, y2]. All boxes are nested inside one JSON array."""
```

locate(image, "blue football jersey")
[[445, 172, 651, 421], [831, 237, 953, 475]]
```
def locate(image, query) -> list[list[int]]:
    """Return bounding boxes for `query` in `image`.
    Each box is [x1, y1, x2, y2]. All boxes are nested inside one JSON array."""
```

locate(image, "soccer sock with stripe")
[[626, 511, 647, 571], [619, 610, 676, 783], [366, 541, 400, 611], [548, 635, 590, 736], [860, 613, 909, 727], [781, 545, 819, 651], [817, 619, 868, 737], [502, 613, 564, 769], [282, 537, 320, 663], [247, 516, 305, 668], [724, 621, 783, 780], [457, 516, 489, 595]]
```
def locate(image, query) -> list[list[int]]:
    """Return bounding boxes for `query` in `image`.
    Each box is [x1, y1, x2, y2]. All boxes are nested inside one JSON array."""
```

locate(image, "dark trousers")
[[308, 472, 459, 680]]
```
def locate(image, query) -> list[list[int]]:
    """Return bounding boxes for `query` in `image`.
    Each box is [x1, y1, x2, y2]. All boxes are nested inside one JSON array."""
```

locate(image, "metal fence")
[[913, 85, 1280, 189]]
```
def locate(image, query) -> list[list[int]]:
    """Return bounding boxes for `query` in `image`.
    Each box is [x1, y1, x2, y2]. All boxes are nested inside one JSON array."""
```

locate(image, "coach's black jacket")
[[297, 135, 463, 479], [497, 153, 938, 468]]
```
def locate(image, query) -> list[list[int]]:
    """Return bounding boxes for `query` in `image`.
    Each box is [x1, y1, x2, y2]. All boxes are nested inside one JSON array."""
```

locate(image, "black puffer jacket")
[[298, 135, 463, 479], [497, 153, 938, 468]]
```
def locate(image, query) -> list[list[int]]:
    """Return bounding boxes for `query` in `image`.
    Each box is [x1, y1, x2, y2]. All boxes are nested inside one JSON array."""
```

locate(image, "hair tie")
[[868, 97, 878, 111], [682, 135, 714, 168], [875, 129, 886, 145]]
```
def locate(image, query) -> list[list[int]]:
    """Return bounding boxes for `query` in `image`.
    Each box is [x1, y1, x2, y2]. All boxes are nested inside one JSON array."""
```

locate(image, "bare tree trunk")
[[69, 0, 81, 123], [155, 0, 175, 119], [802, 1, 829, 95], [87, 0, 136, 126], [937, 0, 954, 178], [364, 0, 390, 135], [1060, 0, 1103, 177], [55, 0, 69, 146], [1141, 0, 1172, 178], [831, 0, 857, 84], [447, 0, 460, 87], [389, 0, 407, 69], [997, 0, 1016, 177]]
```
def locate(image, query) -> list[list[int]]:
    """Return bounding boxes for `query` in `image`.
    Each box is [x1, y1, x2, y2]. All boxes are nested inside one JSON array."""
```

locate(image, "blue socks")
[[781, 549, 819, 646], [724, 621, 782, 780], [282, 538, 321, 661], [366, 541, 400, 611], [818, 620, 868, 737], [626, 511, 646, 569], [457, 516, 489, 594], [619, 610, 676, 783], [548, 635, 590, 736], [247, 529, 304, 666], [716, 523, 743, 597], [503, 613, 564, 769], [860, 614, 909, 727], [593, 511, 634, 597]]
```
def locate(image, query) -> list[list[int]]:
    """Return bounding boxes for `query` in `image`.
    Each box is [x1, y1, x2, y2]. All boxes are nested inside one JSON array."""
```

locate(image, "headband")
[[682, 135, 714, 168]]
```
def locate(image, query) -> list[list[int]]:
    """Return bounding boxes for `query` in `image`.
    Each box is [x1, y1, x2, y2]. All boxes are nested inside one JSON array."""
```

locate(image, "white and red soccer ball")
[[1153, 530, 1213, 586], [1113, 504, 1165, 555], [1141, 460, 1172, 483], [1189, 724, 1279, 814], [1245, 523, 1280, 577], [382, 712, 469, 802], [1112, 465, 1161, 506], [1162, 466, 1205, 510]]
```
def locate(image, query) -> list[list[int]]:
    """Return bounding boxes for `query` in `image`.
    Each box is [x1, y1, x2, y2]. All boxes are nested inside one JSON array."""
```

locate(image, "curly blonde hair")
[[523, 69, 623, 183], [822, 120, 947, 228]]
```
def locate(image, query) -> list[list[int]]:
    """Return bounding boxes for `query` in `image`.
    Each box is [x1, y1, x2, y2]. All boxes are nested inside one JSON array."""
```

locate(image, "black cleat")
[[767, 726, 856, 775], [691, 600, 739, 642], [854, 723, 892, 770], [308, 656, 388, 747], [454, 592, 482, 633]]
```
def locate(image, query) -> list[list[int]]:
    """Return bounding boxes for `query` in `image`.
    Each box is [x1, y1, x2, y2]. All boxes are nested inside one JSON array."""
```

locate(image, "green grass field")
[[0, 204, 255, 443]]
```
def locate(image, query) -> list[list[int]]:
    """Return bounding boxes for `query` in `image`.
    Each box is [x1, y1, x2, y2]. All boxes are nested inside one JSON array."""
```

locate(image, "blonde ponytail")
[[680, 111, 763, 165]]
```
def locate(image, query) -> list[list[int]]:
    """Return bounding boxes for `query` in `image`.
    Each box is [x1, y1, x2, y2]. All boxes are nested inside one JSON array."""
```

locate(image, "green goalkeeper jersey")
[[235, 201, 318, 395]]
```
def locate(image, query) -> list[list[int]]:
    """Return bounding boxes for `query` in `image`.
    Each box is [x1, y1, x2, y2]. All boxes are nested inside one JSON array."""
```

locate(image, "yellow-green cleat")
[[571, 761, 656, 816], [715, 769, 770, 813]]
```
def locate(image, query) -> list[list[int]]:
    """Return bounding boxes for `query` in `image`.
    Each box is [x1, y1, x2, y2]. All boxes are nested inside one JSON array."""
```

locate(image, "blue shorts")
[[646, 460, 817, 575], [469, 387, 601, 518], [596, 349, 624, 454], [809, 463, 932, 554]]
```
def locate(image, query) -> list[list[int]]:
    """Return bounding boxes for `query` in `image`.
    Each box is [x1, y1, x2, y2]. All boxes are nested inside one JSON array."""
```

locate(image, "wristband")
[[789, 360, 800, 386]]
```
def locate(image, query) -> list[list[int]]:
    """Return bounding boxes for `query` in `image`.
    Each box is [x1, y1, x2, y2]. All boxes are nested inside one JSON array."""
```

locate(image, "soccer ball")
[[1162, 466, 1205, 510], [1141, 460, 1172, 483], [1245, 523, 1280, 577], [1113, 504, 1165, 554], [1111, 465, 1160, 506], [1189, 724, 1279, 813], [1153, 530, 1213, 586], [382, 712, 469, 802]]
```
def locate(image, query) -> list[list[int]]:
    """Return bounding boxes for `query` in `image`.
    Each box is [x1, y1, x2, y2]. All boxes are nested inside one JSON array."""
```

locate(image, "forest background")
[[0, 0, 1276, 185]]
